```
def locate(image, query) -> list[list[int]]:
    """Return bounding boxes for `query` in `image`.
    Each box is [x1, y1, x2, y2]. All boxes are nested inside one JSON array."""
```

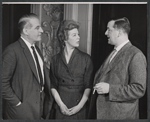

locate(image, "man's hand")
[[94, 82, 109, 94]]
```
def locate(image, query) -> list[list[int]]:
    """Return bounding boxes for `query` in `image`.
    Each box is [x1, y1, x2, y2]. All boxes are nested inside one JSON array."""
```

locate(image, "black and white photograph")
[[1, 1, 149, 120]]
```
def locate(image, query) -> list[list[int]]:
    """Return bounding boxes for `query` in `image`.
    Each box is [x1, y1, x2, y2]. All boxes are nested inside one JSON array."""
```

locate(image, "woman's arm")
[[50, 56, 70, 116], [68, 55, 93, 115], [77, 88, 91, 108], [68, 88, 91, 115], [51, 88, 70, 115], [51, 88, 64, 107]]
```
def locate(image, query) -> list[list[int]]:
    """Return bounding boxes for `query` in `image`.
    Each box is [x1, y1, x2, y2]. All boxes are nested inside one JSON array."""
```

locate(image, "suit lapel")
[[60, 48, 79, 77], [104, 50, 124, 75], [68, 48, 79, 64], [94, 42, 132, 85], [60, 48, 79, 65], [93, 65, 103, 85], [107, 42, 132, 73], [19, 38, 39, 82]]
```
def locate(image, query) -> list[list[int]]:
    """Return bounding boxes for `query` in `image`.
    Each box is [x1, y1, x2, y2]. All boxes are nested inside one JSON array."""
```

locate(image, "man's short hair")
[[18, 13, 39, 34], [111, 17, 131, 35]]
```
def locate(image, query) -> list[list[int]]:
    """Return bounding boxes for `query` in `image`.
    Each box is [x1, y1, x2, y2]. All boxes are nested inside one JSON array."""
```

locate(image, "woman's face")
[[65, 28, 80, 48]]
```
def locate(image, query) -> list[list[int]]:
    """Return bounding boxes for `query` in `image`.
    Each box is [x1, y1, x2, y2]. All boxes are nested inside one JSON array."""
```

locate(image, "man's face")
[[65, 28, 80, 48], [105, 20, 119, 45], [26, 18, 43, 43]]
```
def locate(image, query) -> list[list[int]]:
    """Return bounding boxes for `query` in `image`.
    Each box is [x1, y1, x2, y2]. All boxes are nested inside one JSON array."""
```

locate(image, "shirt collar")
[[115, 40, 129, 52], [21, 36, 35, 48]]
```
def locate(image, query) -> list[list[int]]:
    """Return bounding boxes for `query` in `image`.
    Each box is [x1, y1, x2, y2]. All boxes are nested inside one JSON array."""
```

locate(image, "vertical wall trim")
[[64, 4, 68, 19], [87, 4, 93, 55], [64, 4, 72, 20], [31, 4, 43, 49], [39, 4, 42, 49], [72, 4, 78, 21], [64, 4, 78, 21], [64, 4, 93, 54], [39, 4, 42, 22]]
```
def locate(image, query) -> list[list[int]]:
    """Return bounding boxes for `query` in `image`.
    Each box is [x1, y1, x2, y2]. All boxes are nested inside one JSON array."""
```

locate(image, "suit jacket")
[[88, 42, 147, 119], [2, 38, 53, 119]]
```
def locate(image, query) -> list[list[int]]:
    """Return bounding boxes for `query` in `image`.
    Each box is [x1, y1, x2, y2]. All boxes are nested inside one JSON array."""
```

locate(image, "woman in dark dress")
[[50, 20, 93, 119]]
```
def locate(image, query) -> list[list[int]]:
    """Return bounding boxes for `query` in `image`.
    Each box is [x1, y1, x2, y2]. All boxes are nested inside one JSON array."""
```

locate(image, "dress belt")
[[58, 85, 84, 92]]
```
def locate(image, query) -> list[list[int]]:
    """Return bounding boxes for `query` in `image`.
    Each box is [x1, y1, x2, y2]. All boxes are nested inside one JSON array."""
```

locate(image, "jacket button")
[[66, 70, 69, 73], [71, 79, 74, 82]]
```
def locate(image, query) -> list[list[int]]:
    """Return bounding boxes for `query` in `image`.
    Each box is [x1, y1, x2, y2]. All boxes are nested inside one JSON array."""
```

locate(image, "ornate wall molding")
[[40, 4, 64, 69], [31, 4, 93, 68]]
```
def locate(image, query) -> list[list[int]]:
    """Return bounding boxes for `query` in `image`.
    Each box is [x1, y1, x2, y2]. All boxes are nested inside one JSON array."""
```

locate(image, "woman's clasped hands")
[[60, 103, 82, 116]]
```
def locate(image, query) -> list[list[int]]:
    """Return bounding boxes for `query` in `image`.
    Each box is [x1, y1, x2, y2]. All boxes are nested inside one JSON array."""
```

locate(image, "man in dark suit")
[[2, 13, 53, 119], [91, 17, 147, 119]]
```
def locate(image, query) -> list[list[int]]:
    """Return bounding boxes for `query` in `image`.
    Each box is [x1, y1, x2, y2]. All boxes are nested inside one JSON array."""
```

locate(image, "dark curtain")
[[2, 4, 30, 118], [91, 4, 147, 119], [2, 4, 30, 51]]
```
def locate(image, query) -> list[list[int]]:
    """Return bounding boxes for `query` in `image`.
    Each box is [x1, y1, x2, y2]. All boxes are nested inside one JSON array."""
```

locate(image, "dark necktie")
[[31, 46, 43, 90], [102, 49, 117, 70]]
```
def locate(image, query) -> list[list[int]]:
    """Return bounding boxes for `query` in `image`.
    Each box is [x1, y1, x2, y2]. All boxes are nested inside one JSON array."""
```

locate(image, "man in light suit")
[[91, 17, 147, 119], [2, 13, 53, 119]]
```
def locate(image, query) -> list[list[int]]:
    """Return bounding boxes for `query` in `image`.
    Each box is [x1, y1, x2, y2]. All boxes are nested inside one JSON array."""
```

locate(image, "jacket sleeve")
[[83, 55, 94, 89], [109, 52, 147, 101], [50, 57, 59, 90], [2, 46, 20, 106], [43, 65, 54, 119]]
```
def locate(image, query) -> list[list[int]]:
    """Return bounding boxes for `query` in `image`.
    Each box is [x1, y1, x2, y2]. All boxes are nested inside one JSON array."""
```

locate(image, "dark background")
[[2, 4, 30, 51], [2, 4, 147, 119]]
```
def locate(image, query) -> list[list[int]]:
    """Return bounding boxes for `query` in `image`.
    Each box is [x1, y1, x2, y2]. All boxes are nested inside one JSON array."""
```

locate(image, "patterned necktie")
[[31, 46, 43, 90], [102, 49, 117, 70]]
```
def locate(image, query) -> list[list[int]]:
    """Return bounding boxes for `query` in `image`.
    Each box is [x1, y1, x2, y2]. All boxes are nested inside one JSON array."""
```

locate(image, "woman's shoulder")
[[76, 49, 92, 62], [77, 48, 91, 58], [51, 52, 61, 62], [53, 52, 61, 57]]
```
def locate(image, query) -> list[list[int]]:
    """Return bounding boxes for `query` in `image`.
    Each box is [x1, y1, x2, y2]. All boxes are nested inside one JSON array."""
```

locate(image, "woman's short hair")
[[112, 17, 131, 35], [18, 13, 38, 34], [57, 20, 79, 45]]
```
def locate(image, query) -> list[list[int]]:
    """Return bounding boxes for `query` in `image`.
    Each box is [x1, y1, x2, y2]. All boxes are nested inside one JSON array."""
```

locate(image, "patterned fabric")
[[50, 48, 93, 119], [89, 42, 147, 119]]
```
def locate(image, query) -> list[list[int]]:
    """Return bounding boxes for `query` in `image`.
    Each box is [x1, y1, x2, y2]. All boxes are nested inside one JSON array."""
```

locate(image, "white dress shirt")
[[21, 36, 44, 83]]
